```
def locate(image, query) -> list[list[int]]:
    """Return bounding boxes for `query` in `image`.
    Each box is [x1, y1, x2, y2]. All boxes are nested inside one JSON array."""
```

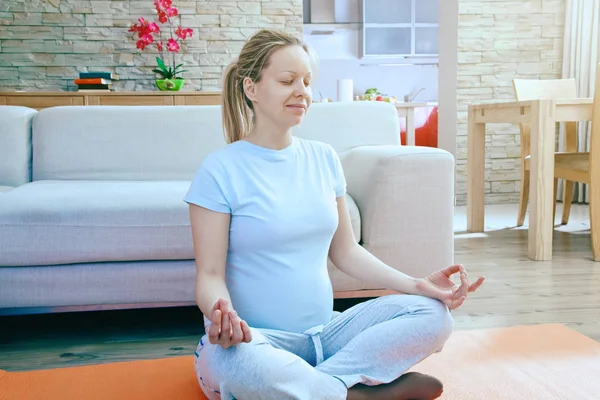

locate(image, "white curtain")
[[559, 0, 599, 203]]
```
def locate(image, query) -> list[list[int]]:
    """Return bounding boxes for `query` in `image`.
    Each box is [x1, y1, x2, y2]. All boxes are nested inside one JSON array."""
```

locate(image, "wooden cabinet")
[[173, 94, 222, 106], [0, 91, 221, 110], [1, 95, 85, 108], [359, 0, 439, 58], [86, 95, 175, 106]]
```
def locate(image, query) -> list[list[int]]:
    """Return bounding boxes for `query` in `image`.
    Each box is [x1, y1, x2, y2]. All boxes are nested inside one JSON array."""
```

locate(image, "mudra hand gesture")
[[208, 298, 253, 349], [417, 264, 485, 310]]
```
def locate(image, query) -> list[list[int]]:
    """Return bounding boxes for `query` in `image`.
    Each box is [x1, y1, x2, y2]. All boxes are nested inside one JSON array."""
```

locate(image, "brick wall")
[[455, 0, 566, 205], [0, 0, 302, 91]]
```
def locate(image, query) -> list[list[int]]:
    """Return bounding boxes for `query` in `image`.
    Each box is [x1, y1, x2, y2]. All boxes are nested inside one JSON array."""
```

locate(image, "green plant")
[[152, 57, 188, 80]]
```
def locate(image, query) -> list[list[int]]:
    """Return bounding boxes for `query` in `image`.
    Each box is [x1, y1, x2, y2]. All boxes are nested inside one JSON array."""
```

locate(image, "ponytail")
[[222, 62, 253, 144]]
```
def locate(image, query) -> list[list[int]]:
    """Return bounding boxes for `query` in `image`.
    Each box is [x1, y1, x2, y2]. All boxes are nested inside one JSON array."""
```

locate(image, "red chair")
[[400, 106, 438, 147]]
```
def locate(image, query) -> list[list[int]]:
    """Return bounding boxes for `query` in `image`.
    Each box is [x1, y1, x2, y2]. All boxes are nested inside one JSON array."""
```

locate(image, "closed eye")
[[281, 79, 311, 86]]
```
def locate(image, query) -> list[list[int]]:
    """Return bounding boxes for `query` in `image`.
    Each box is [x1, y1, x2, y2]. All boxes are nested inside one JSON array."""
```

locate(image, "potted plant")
[[129, 0, 193, 91]]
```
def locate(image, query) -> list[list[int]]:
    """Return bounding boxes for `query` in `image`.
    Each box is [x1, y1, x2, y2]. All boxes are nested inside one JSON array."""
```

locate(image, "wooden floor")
[[1, 203, 598, 372]]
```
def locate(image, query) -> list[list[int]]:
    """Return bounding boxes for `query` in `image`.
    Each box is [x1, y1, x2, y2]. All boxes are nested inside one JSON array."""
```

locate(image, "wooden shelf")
[[0, 91, 222, 110]]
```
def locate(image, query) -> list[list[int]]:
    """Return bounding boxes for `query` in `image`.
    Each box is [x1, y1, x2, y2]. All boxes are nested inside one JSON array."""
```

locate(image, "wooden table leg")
[[528, 99, 556, 261], [590, 100, 600, 261], [591, 175, 599, 262], [467, 105, 485, 232], [406, 108, 415, 146]]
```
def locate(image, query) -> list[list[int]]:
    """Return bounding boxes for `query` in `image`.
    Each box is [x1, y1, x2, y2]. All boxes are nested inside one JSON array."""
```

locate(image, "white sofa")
[[0, 102, 455, 315]]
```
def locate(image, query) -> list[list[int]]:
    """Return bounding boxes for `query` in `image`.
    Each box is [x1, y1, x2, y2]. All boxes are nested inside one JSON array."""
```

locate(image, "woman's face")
[[244, 45, 313, 130]]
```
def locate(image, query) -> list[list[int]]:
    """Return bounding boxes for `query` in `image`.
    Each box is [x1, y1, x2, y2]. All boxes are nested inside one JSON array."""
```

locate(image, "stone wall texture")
[[0, 0, 303, 91], [456, 0, 566, 205]]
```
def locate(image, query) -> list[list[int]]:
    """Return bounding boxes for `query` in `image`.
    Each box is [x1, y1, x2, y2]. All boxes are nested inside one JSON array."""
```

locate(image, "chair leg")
[[553, 178, 558, 225], [517, 170, 530, 227], [562, 180, 575, 225]]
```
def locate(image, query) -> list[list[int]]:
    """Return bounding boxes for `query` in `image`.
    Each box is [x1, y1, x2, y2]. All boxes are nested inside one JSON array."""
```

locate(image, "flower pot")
[[155, 78, 184, 91]]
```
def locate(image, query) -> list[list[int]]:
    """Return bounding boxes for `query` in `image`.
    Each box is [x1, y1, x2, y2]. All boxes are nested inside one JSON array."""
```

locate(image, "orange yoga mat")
[[1, 323, 599, 400]]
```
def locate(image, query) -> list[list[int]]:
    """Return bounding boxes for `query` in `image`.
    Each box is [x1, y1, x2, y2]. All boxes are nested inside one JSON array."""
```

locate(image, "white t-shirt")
[[184, 136, 346, 334]]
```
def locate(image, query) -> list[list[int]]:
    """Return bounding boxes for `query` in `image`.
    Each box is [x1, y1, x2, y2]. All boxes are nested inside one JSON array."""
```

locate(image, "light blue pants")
[[194, 294, 453, 400]]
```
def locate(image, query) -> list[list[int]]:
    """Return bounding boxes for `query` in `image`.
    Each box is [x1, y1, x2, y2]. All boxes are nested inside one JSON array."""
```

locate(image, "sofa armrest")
[[0, 106, 37, 188], [340, 145, 455, 280]]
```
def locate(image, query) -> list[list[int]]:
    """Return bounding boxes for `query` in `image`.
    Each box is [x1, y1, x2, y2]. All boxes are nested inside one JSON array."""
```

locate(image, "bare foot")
[[346, 372, 443, 400]]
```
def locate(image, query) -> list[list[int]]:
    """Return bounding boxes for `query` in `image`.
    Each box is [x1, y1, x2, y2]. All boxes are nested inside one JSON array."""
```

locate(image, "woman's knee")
[[196, 332, 308, 399], [195, 331, 270, 397], [387, 294, 454, 345], [195, 339, 224, 398], [414, 295, 454, 347]]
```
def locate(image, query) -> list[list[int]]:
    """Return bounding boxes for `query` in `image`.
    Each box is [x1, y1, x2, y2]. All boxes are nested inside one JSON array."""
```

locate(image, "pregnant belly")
[[226, 266, 334, 333]]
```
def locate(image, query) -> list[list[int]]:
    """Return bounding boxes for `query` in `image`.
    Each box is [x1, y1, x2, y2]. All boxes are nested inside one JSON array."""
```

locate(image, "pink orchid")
[[136, 39, 149, 50], [128, 17, 145, 33], [157, 10, 168, 23], [175, 26, 193, 39], [140, 34, 154, 44], [154, 0, 172, 10], [129, 17, 160, 39], [130, 1, 192, 80], [167, 38, 180, 52], [148, 22, 160, 33], [135, 33, 154, 50]]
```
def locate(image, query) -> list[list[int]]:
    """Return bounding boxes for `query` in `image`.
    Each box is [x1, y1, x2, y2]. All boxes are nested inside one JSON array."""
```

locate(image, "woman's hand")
[[415, 264, 485, 310], [207, 298, 253, 349]]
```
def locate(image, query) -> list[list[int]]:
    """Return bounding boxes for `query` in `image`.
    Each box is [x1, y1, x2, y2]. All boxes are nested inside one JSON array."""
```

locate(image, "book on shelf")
[[77, 89, 116, 92], [79, 72, 119, 80], [74, 78, 112, 85], [76, 84, 112, 91], [75, 72, 118, 91]]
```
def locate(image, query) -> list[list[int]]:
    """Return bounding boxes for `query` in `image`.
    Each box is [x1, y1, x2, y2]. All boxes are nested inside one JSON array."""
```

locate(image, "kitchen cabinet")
[[359, 0, 439, 58], [303, 0, 360, 24], [335, 0, 360, 23]]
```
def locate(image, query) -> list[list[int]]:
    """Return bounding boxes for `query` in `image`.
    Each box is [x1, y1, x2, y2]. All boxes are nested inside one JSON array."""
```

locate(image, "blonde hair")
[[221, 29, 311, 144]]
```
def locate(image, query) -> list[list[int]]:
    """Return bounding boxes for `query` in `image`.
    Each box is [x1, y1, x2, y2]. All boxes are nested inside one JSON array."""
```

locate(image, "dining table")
[[394, 102, 428, 146], [467, 97, 594, 261]]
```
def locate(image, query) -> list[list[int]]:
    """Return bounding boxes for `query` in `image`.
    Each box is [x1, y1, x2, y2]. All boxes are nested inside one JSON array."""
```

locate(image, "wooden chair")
[[528, 67, 600, 261], [512, 78, 579, 227]]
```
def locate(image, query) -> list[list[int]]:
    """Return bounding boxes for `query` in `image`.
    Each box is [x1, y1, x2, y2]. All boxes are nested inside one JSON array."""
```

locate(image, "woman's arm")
[[189, 204, 252, 346], [328, 196, 422, 294], [329, 196, 484, 308], [189, 203, 233, 317]]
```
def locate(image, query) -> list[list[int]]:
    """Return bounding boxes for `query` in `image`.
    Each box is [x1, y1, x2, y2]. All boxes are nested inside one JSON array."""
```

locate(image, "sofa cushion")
[[32, 106, 226, 182], [31, 103, 399, 182], [292, 101, 400, 153], [0, 181, 361, 267]]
